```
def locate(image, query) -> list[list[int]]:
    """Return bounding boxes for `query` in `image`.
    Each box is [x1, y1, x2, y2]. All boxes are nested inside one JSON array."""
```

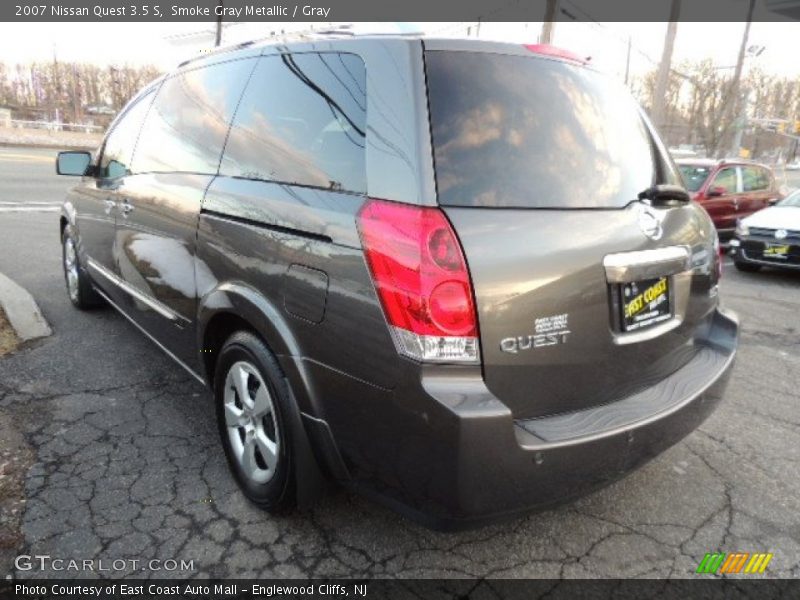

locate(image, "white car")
[[730, 189, 800, 271]]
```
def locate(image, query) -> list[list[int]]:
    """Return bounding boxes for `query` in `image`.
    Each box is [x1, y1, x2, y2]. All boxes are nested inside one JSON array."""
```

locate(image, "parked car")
[[730, 188, 800, 272], [55, 36, 738, 529], [677, 158, 782, 241]]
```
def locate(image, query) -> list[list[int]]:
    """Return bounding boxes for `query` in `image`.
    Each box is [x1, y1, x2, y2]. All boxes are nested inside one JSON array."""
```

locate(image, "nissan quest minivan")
[[56, 35, 738, 529]]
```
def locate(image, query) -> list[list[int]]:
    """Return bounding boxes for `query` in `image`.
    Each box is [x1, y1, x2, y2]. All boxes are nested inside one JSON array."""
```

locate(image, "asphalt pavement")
[[0, 145, 798, 579]]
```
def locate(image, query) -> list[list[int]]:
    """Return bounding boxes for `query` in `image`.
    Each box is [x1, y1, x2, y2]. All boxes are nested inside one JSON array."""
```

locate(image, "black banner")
[[2, 0, 800, 22], [4, 579, 800, 600]]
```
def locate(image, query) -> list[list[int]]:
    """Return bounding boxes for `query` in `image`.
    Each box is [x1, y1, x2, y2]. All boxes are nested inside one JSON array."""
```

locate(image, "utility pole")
[[215, 0, 223, 46], [540, 0, 559, 44], [624, 35, 632, 87], [651, 0, 681, 131], [71, 63, 80, 124], [730, 90, 750, 158], [52, 43, 61, 124], [724, 0, 756, 157]]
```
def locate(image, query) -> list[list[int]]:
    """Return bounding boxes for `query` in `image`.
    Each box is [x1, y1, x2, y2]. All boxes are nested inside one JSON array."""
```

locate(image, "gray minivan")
[[56, 35, 738, 529]]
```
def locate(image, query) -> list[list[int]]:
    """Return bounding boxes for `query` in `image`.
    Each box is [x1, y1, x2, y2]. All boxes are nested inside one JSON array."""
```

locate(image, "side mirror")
[[56, 151, 92, 176], [706, 186, 727, 197]]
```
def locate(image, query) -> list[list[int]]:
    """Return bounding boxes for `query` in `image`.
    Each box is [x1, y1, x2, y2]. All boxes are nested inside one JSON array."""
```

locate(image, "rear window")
[[425, 51, 672, 209]]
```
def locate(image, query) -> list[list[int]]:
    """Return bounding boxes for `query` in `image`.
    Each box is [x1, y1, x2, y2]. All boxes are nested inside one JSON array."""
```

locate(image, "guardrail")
[[6, 119, 103, 133]]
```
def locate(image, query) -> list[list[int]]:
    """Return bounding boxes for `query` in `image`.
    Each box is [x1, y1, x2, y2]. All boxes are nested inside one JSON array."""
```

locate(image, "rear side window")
[[100, 89, 154, 179], [425, 51, 673, 209], [742, 166, 770, 192], [132, 58, 256, 175], [219, 52, 367, 194]]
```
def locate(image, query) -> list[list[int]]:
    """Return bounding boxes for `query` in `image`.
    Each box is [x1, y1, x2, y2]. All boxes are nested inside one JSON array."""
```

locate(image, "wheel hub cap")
[[223, 361, 279, 484], [63, 237, 79, 302]]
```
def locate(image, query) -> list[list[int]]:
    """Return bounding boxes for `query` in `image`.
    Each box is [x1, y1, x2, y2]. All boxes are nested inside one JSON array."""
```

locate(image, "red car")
[[677, 159, 782, 240]]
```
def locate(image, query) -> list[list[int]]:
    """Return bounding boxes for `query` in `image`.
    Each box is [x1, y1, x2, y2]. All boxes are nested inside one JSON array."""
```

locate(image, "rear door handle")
[[104, 198, 116, 214]]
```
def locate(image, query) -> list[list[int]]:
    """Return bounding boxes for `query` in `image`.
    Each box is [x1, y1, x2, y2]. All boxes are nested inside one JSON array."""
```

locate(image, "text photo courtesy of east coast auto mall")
[[0, 0, 799, 597]]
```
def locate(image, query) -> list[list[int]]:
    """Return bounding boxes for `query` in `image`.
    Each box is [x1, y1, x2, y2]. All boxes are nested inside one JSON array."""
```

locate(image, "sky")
[[0, 20, 798, 83]]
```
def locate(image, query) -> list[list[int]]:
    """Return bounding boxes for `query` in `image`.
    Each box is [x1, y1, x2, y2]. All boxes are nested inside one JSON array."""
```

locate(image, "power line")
[[558, 0, 705, 86]]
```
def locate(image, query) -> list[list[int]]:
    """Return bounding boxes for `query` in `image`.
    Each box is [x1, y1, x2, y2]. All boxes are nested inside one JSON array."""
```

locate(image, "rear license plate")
[[763, 243, 791, 259], [621, 276, 671, 332]]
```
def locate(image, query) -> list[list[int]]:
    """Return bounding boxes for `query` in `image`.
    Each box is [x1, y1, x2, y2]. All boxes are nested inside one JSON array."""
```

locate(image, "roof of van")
[[177, 34, 589, 69], [675, 157, 770, 168]]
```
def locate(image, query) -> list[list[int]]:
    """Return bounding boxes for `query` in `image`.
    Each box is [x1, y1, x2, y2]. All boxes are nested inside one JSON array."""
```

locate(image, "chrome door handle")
[[104, 198, 116, 215]]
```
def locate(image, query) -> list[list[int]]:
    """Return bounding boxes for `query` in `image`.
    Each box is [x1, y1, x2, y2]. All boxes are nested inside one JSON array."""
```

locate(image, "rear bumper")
[[296, 307, 738, 530]]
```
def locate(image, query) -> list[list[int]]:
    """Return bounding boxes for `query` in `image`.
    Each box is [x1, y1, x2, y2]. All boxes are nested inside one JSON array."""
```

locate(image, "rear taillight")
[[357, 198, 479, 363]]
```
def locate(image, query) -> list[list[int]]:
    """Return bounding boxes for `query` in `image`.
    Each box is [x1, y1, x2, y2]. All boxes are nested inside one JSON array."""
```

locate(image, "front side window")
[[711, 168, 738, 195], [425, 50, 676, 209], [99, 89, 155, 179], [220, 52, 367, 194], [132, 58, 256, 175]]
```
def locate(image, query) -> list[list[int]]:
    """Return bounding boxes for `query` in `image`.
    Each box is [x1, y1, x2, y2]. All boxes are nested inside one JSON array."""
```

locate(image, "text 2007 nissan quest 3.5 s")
[[55, 36, 738, 529]]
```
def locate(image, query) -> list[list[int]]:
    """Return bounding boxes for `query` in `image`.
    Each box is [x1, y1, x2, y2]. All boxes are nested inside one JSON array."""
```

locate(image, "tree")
[[634, 59, 800, 159], [0, 60, 161, 124]]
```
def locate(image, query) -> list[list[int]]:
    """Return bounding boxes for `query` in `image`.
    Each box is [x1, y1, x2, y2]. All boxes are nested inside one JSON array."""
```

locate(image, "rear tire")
[[61, 224, 104, 309], [734, 260, 761, 273], [214, 331, 296, 512]]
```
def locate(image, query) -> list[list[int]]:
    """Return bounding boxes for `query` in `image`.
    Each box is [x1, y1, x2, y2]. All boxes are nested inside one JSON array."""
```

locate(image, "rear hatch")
[[424, 45, 720, 419]]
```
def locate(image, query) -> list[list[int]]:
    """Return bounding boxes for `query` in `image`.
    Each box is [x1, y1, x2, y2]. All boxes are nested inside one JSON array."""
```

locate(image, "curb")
[[0, 142, 96, 152], [0, 273, 52, 342]]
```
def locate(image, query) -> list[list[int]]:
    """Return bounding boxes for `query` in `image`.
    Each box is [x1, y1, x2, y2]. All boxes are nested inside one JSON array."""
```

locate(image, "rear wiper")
[[637, 184, 690, 207]]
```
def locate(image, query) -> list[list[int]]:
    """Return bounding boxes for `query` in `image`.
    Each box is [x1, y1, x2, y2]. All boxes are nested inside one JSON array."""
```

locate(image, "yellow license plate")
[[764, 244, 790, 257], [621, 276, 671, 332]]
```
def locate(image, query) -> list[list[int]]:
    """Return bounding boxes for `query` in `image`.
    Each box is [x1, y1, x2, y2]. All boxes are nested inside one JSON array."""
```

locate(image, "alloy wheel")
[[223, 361, 280, 484], [63, 236, 79, 302]]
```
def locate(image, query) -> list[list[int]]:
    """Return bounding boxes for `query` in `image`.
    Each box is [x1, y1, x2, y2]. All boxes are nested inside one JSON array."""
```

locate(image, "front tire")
[[214, 331, 296, 512], [734, 260, 761, 273], [61, 224, 104, 309]]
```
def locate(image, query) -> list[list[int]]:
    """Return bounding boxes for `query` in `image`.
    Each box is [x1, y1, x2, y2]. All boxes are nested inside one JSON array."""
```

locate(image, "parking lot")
[[0, 145, 798, 579]]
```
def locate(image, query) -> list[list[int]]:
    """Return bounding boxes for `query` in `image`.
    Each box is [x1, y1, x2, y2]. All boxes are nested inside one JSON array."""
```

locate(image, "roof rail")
[[175, 26, 427, 69], [177, 40, 256, 68], [311, 25, 356, 36]]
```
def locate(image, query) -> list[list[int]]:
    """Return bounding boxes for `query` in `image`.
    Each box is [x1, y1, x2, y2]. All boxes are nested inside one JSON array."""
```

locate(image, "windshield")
[[425, 50, 678, 209], [678, 164, 712, 192], [779, 189, 800, 207]]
